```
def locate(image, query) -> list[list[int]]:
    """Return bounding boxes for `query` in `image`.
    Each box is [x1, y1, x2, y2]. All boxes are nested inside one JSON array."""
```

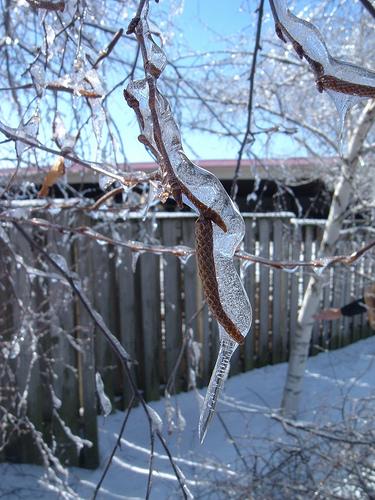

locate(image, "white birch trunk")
[[281, 100, 375, 418]]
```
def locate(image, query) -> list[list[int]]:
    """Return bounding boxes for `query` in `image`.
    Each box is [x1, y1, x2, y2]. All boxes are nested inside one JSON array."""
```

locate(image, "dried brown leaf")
[[38, 156, 65, 197]]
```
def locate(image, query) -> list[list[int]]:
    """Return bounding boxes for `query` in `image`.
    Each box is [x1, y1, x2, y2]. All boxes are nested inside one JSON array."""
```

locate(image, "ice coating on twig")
[[271, 0, 375, 125], [272, 0, 375, 86], [95, 372, 112, 417], [124, 3, 252, 442]]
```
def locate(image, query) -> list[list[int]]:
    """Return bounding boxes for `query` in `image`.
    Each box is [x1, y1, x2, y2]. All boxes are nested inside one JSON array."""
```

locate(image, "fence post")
[[137, 219, 162, 402], [160, 217, 184, 393], [73, 217, 99, 469], [258, 218, 271, 366], [243, 215, 256, 371], [272, 218, 290, 363]]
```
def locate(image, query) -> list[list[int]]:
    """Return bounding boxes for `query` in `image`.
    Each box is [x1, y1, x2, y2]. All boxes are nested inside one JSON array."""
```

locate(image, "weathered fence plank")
[[73, 229, 99, 469], [116, 223, 140, 408], [48, 212, 80, 466], [137, 246, 162, 402], [272, 218, 289, 363], [258, 219, 271, 366], [160, 218, 184, 392], [243, 217, 256, 371]]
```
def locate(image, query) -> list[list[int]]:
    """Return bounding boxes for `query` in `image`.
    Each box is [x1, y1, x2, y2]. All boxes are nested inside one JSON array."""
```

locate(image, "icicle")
[[15, 111, 40, 156], [199, 327, 237, 444], [174, 465, 194, 500], [141, 180, 159, 221], [240, 259, 254, 280], [99, 174, 116, 191], [131, 250, 144, 272], [85, 68, 105, 150], [312, 257, 332, 277], [51, 388, 62, 410], [146, 404, 163, 433], [49, 253, 69, 273], [2, 340, 20, 359], [174, 245, 193, 266], [95, 372, 112, 417], [282, 265, 299, 274], [30, 63, 45, 97]]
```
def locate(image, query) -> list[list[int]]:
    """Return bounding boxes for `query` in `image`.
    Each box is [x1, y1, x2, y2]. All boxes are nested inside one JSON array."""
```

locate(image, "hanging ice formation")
[[124, 3, 252, 443], [270, 0, 375, 125]]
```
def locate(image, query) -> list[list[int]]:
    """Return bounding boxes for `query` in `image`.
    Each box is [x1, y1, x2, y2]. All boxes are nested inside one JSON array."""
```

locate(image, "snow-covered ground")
[[1, 336, 374, 499]]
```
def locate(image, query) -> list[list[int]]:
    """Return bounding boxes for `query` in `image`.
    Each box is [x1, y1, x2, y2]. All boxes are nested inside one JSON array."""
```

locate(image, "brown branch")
[[92, 29, 124, 69], [3, 216, 374, 272], [126, 0, 149, 35], [358, 0, 375, 19], [93, 396, 135, 499], [88, 186, 124, 210], [231, 0, 265, 200]]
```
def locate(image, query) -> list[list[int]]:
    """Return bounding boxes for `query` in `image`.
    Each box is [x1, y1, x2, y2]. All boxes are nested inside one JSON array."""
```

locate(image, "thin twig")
[[358, 0, 375, 19], [93, 396, 135, 500], [4, 216, 375, 271], [0, 82, 102, 97], [145, 429, 155, 499], [0, 121, 154, 185], [14, 221, 132, 364], [216, 412, 249, 470], [92, 29, 124, 69], [231, 0, 265, 200]]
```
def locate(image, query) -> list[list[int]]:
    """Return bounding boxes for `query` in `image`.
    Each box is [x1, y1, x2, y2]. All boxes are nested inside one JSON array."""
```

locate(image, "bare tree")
[[1, 0, 375, 496]]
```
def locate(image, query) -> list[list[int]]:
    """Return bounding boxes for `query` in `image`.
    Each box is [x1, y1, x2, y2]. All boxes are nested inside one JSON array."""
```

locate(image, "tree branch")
[[358, 0, 375, 20], [231, 0, 265, 200]]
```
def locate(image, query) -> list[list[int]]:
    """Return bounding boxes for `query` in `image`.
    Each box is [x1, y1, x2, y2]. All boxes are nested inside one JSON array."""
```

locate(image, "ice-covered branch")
[[124, 1, 252, 441], [3, 214, 375, 273], [269, 0, 375, 121], [0, 120, 157, 188], [231, 0, 265, 199], [25, 0, 65, 12]]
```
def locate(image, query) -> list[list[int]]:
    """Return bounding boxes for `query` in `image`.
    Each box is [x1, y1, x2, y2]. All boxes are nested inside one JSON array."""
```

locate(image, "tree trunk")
[[281, 100, 375, 418]]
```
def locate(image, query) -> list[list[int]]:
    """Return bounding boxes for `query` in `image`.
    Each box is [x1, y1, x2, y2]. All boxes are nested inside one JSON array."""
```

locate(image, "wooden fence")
[[1, 210, 374, 468]]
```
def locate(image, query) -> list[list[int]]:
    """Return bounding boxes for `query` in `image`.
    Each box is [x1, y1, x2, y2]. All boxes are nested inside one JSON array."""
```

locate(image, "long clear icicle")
[[199, 327, 237, 443], [125, 3, 252, 443]]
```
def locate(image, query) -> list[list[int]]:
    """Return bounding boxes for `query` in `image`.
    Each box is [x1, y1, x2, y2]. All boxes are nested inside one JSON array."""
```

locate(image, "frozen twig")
[[231, 0, 265, 200], [3, 216, 375, 272], [25, 0, 65, 12], [93, 396, 135, 499], [92, 29, 124, 69], [359, 0, 375, 20], [269, 0, 375, 101]]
